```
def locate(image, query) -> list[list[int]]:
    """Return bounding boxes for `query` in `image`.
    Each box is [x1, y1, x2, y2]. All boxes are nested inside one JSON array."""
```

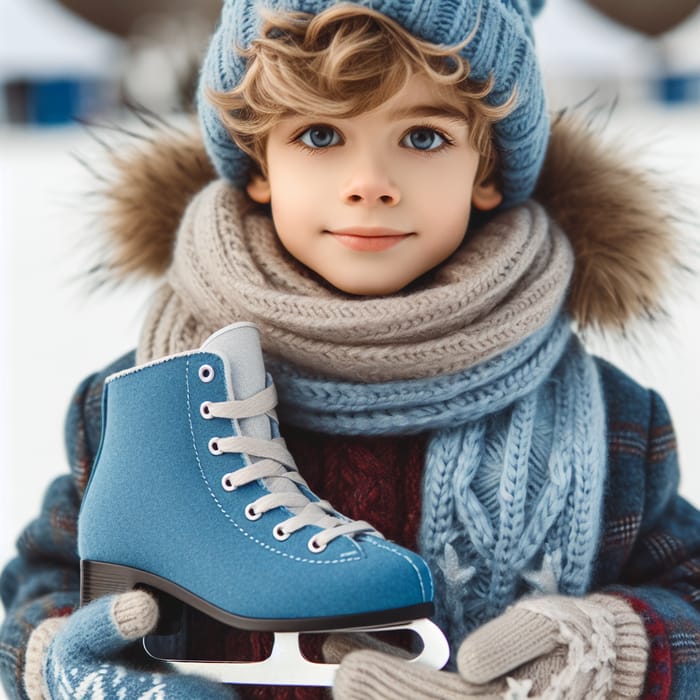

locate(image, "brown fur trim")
[[89, 111, 689, 331], [535, 112, 687, 332], [87, 112, 215, 279]]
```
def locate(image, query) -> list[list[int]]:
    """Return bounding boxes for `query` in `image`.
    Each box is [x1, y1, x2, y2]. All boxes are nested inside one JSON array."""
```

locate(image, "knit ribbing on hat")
[[197, 0, 549, 207], [137, 182, 573, 382]]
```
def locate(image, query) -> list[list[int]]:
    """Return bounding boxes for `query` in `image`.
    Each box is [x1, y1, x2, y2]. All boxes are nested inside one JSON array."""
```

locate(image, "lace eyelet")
[[308, 536, 327, 554], [199, 364, 215, 383], [208, 438, 222, 455], [273, 525, 291, 542], [200, 402, 213, 419], [221, 475, 236, 492], [245, 504, 262, 521]]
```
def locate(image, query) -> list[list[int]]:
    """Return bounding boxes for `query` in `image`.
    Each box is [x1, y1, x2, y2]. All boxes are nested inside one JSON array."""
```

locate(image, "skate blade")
[[143, 617, 450, 686]]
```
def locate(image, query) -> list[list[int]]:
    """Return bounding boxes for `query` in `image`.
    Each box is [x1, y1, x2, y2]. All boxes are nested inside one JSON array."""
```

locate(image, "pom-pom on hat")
[[198, 0, 549, 208]]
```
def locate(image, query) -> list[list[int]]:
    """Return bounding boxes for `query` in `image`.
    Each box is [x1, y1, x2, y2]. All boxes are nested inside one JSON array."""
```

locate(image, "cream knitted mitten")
[[326, 594, 648, 700]]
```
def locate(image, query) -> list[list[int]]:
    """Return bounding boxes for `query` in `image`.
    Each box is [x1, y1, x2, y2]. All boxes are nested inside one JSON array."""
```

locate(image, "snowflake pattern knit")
[[30, 592, 235, 700]]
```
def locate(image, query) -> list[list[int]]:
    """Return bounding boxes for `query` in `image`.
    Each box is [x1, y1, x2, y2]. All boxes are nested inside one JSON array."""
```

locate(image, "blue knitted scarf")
[[268, 312, 607, 650]]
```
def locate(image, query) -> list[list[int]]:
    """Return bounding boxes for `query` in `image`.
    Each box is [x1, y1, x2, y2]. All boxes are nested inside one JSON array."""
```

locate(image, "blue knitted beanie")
[[198, 0, 549, 208]]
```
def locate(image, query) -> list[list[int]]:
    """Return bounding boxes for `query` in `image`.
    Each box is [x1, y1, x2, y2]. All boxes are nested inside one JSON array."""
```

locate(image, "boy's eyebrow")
[[388, 104, 469, 123]]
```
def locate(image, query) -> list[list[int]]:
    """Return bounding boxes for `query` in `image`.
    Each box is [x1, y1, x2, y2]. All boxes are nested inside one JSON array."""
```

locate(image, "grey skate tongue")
[[200, 322, 270, 442], [200, 323, 299, 503]]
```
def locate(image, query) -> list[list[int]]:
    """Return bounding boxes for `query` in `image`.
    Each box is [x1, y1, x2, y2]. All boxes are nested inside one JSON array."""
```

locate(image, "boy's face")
[[247, 73, 502, 296]]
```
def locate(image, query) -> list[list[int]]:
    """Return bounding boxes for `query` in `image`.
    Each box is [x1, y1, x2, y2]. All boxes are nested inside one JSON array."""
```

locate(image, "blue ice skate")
[[78, 322, 449, 686]]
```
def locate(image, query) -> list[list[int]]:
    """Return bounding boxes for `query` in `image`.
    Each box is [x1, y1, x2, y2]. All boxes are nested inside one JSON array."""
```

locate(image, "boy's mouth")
[[326, 227, 414, 252]]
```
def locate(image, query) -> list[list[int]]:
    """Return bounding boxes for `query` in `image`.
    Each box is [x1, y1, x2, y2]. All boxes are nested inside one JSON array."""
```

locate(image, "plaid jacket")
[[1, 352, 699, 699]]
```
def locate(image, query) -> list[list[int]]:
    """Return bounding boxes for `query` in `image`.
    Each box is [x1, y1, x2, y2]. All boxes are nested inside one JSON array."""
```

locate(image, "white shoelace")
[[203, 384, 379, 551]]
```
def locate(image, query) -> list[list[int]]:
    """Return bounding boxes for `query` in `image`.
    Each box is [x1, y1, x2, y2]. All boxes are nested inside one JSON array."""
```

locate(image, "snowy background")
[[1, 0, 699, 682]]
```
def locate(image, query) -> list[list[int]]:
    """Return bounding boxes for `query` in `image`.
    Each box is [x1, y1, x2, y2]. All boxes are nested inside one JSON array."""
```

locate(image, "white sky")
[[0, 0, 123, 80]]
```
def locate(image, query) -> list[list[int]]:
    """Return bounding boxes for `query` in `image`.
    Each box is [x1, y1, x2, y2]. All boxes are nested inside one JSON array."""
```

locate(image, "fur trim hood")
[[89, 111, 690, 333]]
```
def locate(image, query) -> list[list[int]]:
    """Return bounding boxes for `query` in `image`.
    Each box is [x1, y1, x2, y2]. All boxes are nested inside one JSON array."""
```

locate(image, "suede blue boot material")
[[78, 323, 434, 626]]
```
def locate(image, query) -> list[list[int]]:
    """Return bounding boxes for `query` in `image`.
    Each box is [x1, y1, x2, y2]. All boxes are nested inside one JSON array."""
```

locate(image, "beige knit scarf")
[[138, 180, 574, 381]]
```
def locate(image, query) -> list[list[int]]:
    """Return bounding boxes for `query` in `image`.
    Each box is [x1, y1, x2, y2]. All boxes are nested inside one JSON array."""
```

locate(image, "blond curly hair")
[[208, 4, 515, 186]]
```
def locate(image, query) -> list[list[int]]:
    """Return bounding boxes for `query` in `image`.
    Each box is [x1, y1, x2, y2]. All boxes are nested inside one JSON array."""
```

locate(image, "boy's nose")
[[340, 160, 401, 207]]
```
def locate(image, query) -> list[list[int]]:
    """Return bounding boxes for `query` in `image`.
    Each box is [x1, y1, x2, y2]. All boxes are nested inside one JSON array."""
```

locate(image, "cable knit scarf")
[[138, 180, 607, 651], [267, 315, 606, 651]]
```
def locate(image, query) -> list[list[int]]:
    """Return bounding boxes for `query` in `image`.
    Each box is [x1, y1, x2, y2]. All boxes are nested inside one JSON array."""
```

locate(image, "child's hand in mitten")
[[326, 594, 648, 700], [23, 590, 236, 700], [457, 594, 648, 698], [324, 631, 505, 700]]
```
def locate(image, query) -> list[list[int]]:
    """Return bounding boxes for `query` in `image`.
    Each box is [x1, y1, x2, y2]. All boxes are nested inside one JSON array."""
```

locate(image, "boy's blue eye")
[[298, 126, 340, 149], [402, 128, 446, 151]]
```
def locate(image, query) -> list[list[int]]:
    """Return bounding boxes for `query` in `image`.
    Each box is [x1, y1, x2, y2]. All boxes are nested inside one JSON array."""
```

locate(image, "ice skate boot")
[[78, 322, 449, 686]]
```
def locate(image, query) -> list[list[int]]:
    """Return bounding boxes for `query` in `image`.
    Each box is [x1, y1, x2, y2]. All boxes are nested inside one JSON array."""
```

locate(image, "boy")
[[2, 1, 699, 699]]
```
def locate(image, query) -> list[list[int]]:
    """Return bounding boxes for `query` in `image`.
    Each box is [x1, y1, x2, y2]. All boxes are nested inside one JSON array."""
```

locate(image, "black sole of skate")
[[80, 560, 434, 633]]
